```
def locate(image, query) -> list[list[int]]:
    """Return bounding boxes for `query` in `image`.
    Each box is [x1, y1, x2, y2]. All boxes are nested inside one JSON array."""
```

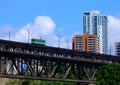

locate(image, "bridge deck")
[[0, 39, 119, 84]]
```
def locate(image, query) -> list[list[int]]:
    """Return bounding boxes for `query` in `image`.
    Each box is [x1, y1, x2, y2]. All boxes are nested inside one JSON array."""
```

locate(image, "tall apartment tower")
[[83, 10, 108, 54], [72, 32, 97, 53], [115, 42, 120, 56]]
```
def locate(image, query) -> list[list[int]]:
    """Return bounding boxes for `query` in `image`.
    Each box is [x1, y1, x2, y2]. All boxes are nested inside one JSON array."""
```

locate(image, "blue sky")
[[0, 0, 120, 54]]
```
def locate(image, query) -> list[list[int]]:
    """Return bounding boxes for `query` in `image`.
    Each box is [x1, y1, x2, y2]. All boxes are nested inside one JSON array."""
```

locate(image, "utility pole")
[[40, 36, 42, 40], [28, 29, 30, 43], [9, 30, 10, 40], [58, 34, 60, 48], [67, 39, 69, 49]]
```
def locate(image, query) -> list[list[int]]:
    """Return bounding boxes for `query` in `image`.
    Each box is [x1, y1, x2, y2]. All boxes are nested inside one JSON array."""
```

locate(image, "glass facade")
[[83, 11, 108, 54], [76, 37, 83, 51], [88, 37, 95, 52]]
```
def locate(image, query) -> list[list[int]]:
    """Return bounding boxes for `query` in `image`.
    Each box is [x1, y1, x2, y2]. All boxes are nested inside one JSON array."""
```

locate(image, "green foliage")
[[24, 71, 31, 76], [5, 79, 75, 85], [22, 80, 29, 85], [96, 64, 120, 85]]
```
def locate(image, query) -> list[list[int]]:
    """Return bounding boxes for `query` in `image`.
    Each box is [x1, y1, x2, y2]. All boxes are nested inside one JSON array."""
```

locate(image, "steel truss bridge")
[[0, 39, 120, 85]]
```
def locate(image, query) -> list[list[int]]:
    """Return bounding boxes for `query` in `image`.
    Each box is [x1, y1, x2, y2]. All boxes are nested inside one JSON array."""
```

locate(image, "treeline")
[[96, 64, 120, 85]]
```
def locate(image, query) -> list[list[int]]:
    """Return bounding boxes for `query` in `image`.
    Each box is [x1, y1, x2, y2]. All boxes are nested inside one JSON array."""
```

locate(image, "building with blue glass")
[[83, 10, 108, 54]]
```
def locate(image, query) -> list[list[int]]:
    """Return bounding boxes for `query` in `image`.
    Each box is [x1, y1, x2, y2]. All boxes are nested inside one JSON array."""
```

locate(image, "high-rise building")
[[115, 42, 120, 56], [72, 32, 97, 53], [83, 10, 108, 54]]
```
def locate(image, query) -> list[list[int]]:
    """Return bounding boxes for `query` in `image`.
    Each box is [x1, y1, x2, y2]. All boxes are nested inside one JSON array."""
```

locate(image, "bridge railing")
[[0, 40, 120, 65]]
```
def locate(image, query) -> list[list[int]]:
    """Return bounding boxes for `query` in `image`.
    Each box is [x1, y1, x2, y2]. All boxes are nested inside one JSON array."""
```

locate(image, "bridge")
[[0, 39, 119, 85]]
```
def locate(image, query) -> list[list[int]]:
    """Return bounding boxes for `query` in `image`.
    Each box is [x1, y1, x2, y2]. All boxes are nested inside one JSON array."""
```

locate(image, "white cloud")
[[14, 16, 56, 41], [108, 15, 120, 55], [0, 16, 72, 49]]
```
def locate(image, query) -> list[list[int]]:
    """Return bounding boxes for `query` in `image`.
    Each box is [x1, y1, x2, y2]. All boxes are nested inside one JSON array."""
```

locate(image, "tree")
[[22, 80, 29, 85], [96, 64, 120, 85]]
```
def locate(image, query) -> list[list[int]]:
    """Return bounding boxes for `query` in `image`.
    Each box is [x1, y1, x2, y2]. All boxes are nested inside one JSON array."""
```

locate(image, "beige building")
[[72, 32, 97, 53]]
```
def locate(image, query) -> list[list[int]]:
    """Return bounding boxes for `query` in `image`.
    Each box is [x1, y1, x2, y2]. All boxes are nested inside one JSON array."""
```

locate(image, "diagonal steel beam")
[[24, 59, 34, 76], [48, 65, 58, 77], [11, 58, 21, 75], [91, 69, 97, 80], [62, 66, 71, 78], [83, 67, 90, 80]]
